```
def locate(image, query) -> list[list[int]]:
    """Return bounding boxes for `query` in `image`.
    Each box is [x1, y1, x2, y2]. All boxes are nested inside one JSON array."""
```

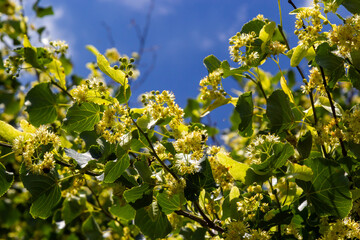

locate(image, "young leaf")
[[25, 83, 57, 127], [297, 158, 352, 218], [0, 163, 14, 197], [287, 163, 313, 181], [290, 44, 309, 67], [280, 76, 295, 103], [216, 152, 249, 183], [259, 21, 276, 51], [47, 59, 66, 90], [97, 53, 127, 86], [63, 102, 101, 133], [0, 120, 23, 142]]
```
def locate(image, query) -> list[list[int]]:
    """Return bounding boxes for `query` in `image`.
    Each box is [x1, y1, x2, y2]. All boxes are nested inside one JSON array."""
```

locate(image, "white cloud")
[[24, 3, 76, 57]]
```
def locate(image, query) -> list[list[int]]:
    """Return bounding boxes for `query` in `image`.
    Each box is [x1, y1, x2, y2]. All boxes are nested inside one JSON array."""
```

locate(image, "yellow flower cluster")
[[328, 15, 360, 57], [96, 102, 132, 144], [301, 67, 327, 95], [268, 41, 287, 55], [173, 128, 207, 160], [199, 68, 225, 101], [71, 77, 109, 103], [229, 31, 259, 65], [246, 133, 280, 165], [236, 185, 269, 221], [207, 147, 233, 191], [223, 221, 271, 240], [293, 4, 323, 47], [141, 90, 184, 130], [319, 217, 360, 240], [342, 107, 360, 144], [12, 125, 60, 174], [163, 173, 186, 196], [49, 40, 69, 55]]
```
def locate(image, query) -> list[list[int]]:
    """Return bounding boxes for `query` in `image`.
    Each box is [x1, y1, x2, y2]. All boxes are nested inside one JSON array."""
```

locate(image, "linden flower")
[[141, 90, 184, 129], [293, 3, 323, 47], [49, 40, 69, 54], [173, 128, 207, 160], [328, 14, 360, 57], [174, 153, 202, 174], [12, 125, 60, 174], [199, 68, 225, 101], [229, 31, 258, 65], [105, 48, 121, 64], [268, 41, 287, 55]]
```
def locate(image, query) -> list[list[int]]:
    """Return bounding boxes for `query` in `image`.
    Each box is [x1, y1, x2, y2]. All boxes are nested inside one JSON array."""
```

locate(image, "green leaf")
[[315, 42, 345, 89], [259, 21, 276, 51], [342, 0, 360, 14], [287, 163, 313, 181], [297, 158, 352, 218], [348, 66, 360, 91], [47, 59, 66, 90], [297, 131, 312, 159], [216, 152, 249, 183], [81, 215, 103, 240], [62, 195, 86, 224], [235, 91, 253, 137], [134, 159, 154, 184], [290, 45, 309, 67], [20, 170, 61, 219], [63, 102, 101, 133], [124, 184, 149, 202], [203, 55, 221, 73], [157, 192, 181, 214], [104, 153, 130, 183], [32, 1, 54, 18], [0, 163, 13, 197], [25, 83, 57, 127], [115, 84, 131, 104], [135, 205, 172, 239], [201, 97, 231, 117], [109, 202, 136, 221], [241, 19, 265, 35], [97, 53, 127, 86], [266, 90, 295, 132], [315, 96, 343, 116], [184, 158, 216, 201]]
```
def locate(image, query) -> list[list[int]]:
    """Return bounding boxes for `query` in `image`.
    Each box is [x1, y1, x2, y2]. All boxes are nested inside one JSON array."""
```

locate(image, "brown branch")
[[175, 209, 225, 233]]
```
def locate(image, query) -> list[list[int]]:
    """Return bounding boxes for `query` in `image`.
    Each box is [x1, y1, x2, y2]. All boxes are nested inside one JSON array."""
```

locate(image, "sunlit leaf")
[[63, 102, 101, 133], [216, 152, 249, 183], [97, 53, 127, 86]]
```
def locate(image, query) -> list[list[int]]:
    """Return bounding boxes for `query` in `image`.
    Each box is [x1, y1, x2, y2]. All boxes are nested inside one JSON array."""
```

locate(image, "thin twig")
[[0, 141, 12, 148], [130, 116, 179, 181], [175, 209, 225, 233], [319, 67, 347, 156]]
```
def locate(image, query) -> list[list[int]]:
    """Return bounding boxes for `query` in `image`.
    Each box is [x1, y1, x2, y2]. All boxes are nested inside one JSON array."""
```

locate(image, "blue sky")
[[26, 0, 320, 128]]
